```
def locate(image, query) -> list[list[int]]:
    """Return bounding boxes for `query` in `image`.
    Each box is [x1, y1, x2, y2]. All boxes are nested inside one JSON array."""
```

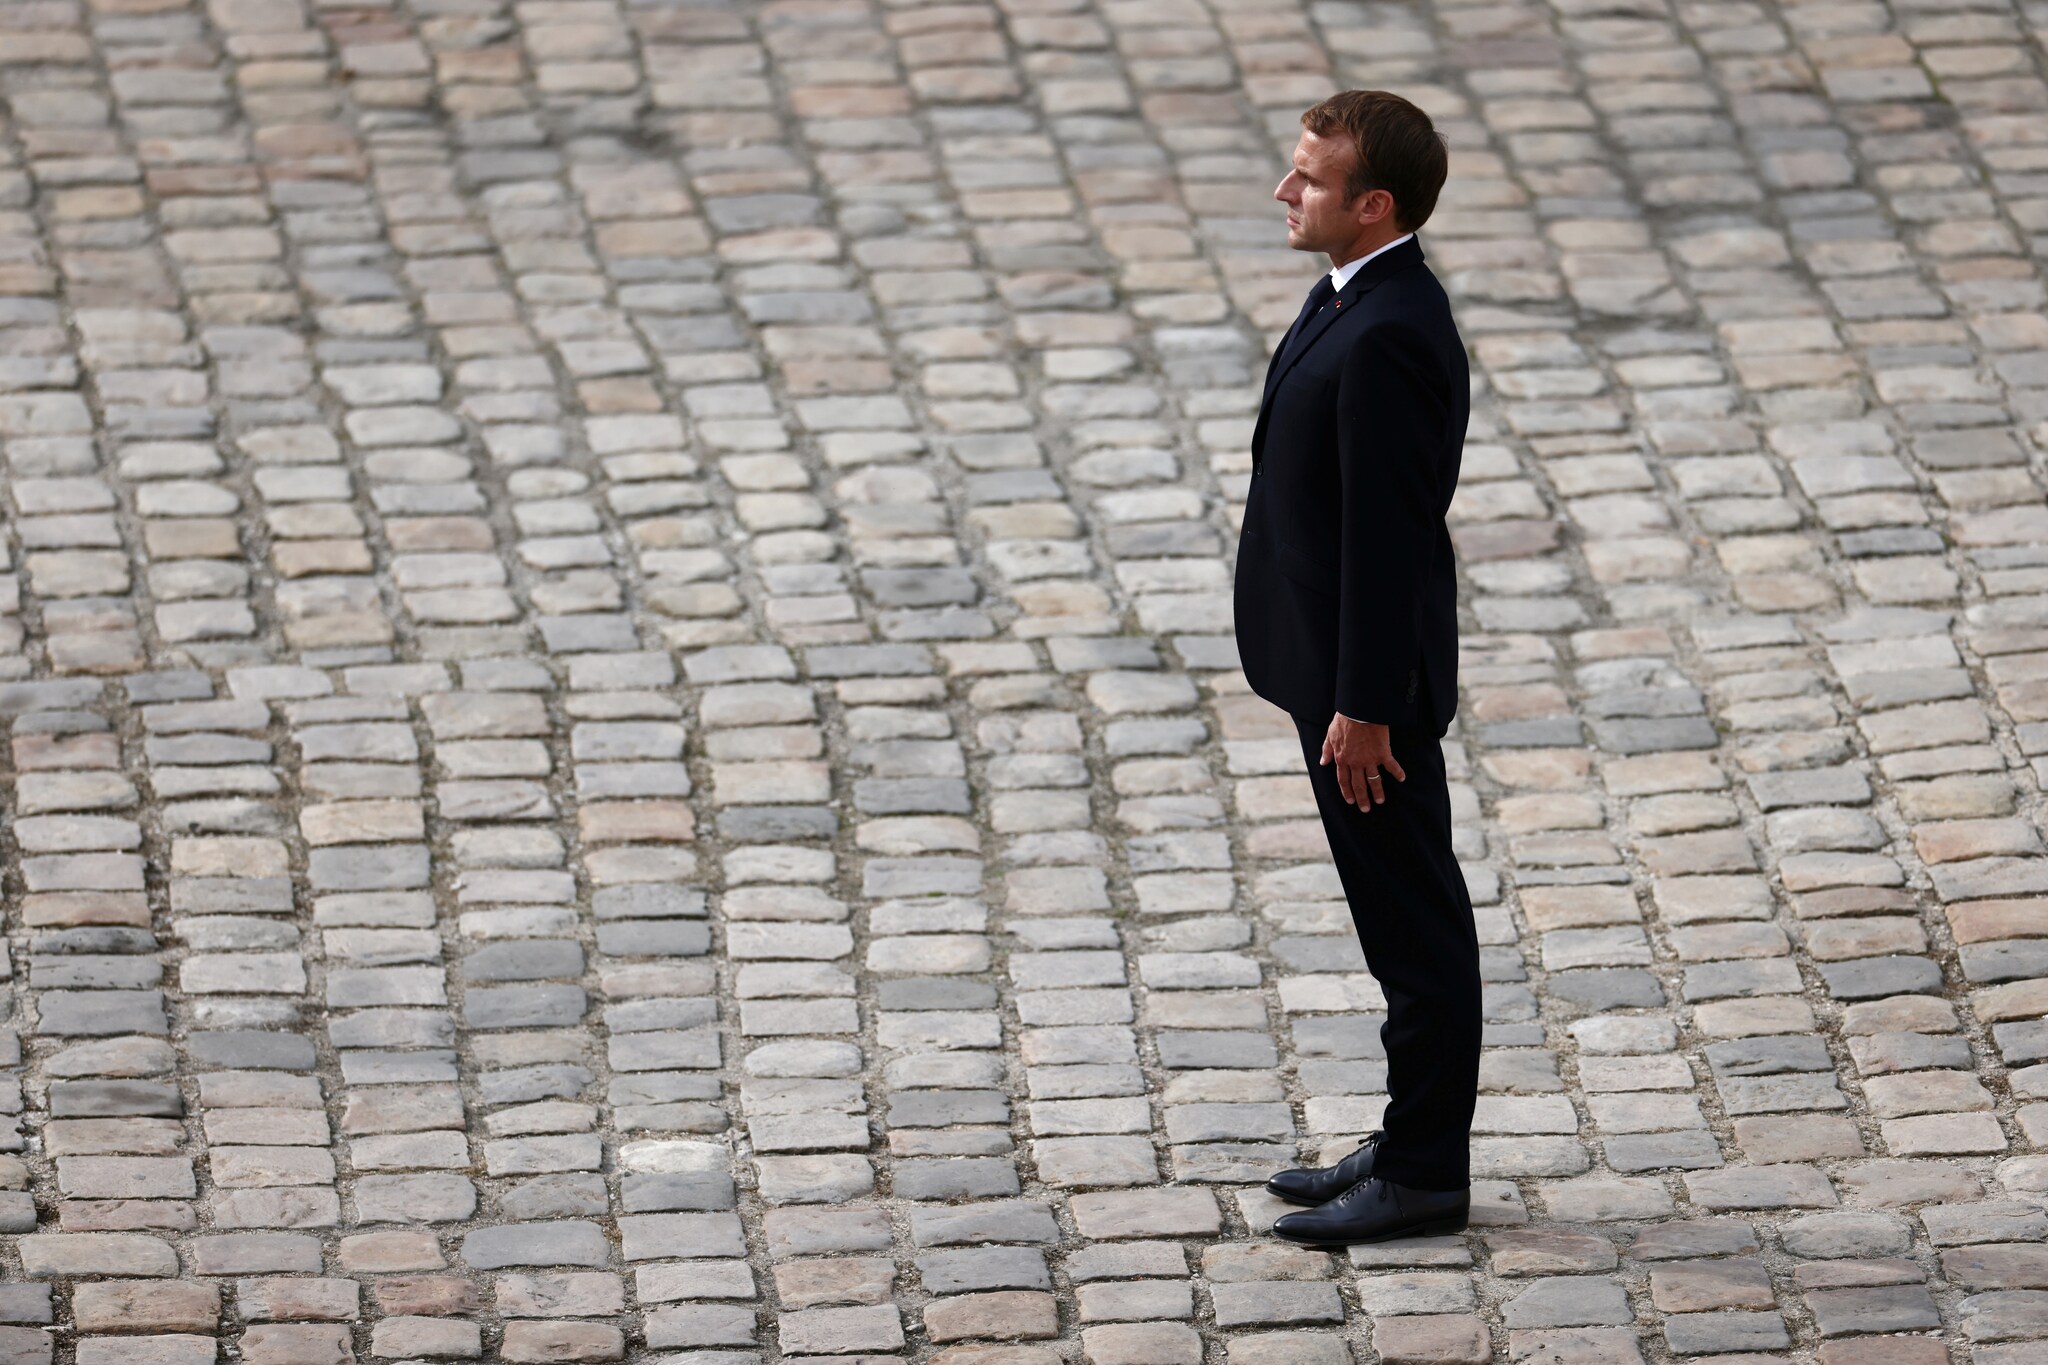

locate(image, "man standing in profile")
[[1234, 90, 1480, 1245]]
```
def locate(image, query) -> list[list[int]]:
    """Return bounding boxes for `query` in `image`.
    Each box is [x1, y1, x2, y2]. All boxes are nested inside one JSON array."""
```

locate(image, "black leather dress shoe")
[[1264, 1132, 1380, 1207], [1270, 1177, 1470, 1246]]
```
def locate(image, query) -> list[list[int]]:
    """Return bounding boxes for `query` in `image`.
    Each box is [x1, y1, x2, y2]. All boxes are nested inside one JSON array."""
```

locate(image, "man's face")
[[1275, 129, 1380, 255], [1269, 129, 1400, 257]]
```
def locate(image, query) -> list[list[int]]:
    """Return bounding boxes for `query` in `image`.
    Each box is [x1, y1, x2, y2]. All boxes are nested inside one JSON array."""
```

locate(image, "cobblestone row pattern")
[[0, 0, 2044, 1359]]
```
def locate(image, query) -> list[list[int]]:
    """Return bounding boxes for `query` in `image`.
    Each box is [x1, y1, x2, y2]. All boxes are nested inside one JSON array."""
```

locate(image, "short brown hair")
[[1300, 90, 1449, 232]]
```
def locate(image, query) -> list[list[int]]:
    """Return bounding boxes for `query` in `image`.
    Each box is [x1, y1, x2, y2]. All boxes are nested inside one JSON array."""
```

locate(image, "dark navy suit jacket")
[[1233, 236, 1468, 734]]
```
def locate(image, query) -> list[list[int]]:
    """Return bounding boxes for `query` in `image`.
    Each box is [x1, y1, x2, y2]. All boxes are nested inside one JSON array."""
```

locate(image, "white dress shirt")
[[1329, 232, 1415, 292]]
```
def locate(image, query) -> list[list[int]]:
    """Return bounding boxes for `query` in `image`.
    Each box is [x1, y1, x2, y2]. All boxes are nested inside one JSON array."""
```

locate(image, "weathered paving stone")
[[1502, 1277, 1634, 1328], [461, 1223, 611, 1270], [1662, 1310, 1792, 1353]]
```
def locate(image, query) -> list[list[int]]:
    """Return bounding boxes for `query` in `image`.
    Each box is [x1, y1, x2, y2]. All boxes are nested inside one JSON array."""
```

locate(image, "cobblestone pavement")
[[0, 0, 2046, 1360]]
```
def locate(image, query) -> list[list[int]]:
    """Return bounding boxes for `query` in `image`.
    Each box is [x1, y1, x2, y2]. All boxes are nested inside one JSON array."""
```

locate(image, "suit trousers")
[[1295, 716, 1481, 1190]]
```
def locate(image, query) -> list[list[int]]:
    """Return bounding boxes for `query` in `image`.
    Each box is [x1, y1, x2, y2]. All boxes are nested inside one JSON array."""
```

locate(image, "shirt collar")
[[1328, 232, 1415, 292]]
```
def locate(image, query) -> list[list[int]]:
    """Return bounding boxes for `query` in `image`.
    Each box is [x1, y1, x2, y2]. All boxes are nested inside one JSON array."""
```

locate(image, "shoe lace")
[[1332, 1177, 1385, 1211]]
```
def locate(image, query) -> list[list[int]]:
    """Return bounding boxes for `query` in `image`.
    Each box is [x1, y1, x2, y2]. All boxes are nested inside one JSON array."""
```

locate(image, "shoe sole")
[[1271, 1214, 1469, 1248], [1261, 1182, 1329, 1208]]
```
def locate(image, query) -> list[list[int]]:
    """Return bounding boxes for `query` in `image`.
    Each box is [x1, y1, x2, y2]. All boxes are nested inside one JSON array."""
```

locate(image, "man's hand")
[[1321, 713, 1406, 810]]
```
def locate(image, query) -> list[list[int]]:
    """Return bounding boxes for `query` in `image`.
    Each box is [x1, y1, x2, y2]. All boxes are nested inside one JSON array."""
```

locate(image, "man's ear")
[[1355, 188, 1396, 228]]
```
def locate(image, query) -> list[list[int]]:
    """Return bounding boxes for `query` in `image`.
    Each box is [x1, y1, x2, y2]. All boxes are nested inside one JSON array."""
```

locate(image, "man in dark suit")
[[1234, 90, 1480, 1246]]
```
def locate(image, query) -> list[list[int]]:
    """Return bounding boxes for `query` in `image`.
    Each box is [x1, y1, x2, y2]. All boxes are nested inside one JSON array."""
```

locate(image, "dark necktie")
[[1274, 273, 1337, 372]]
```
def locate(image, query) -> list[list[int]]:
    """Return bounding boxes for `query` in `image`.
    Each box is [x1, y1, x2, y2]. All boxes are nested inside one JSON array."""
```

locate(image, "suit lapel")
[[1262, 287, 1349, 399], [1262, 284, 1328, 406], [1252, 237, 1426, 465]]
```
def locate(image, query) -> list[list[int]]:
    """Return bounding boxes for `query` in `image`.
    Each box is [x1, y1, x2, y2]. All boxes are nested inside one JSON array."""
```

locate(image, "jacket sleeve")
[[1332, 322, 1450, 725]]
